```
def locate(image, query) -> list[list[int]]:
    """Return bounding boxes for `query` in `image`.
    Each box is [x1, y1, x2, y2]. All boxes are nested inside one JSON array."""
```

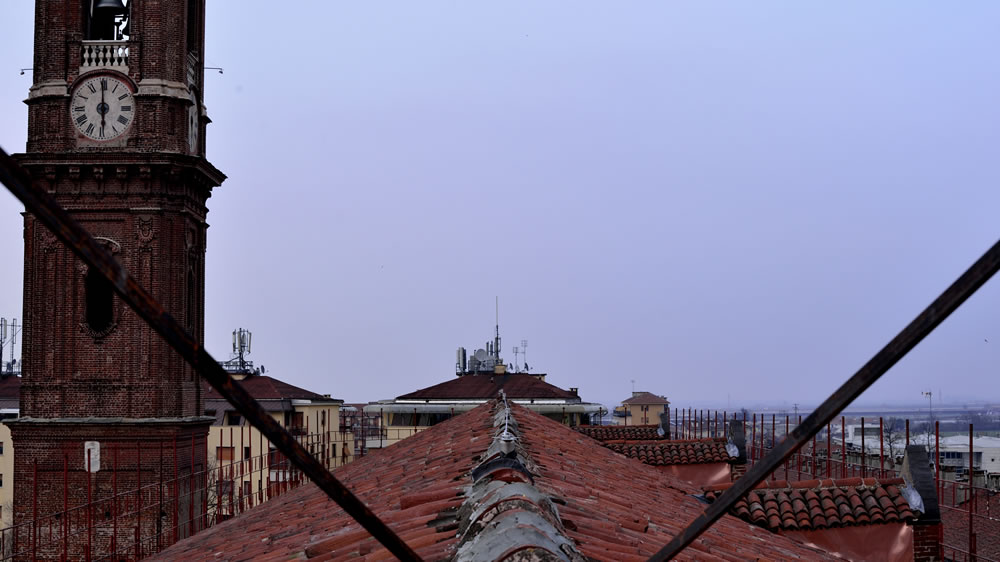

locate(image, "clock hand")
[[100, 82, 106, 136]]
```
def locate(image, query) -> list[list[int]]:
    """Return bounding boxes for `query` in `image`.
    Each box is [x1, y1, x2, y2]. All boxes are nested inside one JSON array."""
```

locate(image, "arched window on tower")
[[85, 267, 114, 334]]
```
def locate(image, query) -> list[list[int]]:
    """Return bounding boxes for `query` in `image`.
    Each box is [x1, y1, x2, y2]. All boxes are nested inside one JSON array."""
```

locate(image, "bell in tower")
[[87, 0, 129, 41]]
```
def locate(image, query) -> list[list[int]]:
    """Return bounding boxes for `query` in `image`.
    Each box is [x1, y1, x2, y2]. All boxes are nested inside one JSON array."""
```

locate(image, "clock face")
[[71, 75, 135, 141]]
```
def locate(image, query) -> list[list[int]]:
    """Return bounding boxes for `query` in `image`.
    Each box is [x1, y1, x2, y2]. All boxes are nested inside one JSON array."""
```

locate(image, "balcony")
[[81, 41, 129, 73]]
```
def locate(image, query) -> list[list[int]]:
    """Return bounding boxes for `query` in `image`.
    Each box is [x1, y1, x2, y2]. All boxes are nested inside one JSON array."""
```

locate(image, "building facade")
[[203, 370, 347, 516]]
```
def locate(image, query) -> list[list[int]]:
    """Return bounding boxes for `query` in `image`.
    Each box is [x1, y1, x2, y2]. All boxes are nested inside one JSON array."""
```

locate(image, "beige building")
[[0, 375, 18, 529], [619, 391, 670, 426], [204, 371, 347, 515]]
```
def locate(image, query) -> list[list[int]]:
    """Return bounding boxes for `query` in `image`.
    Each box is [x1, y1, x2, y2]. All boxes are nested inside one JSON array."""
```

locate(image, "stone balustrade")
[[80, 41, 129, 72]]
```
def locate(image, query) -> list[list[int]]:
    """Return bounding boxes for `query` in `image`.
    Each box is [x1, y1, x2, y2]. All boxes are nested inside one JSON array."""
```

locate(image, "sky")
[[1, 3, 999, 410]]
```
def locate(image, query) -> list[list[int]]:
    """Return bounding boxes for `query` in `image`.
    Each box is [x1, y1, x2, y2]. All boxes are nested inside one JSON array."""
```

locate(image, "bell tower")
[[10, 1, 224, 557]]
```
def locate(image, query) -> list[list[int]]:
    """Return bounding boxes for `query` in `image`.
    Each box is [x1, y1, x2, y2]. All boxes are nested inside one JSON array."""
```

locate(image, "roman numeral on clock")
[[117, 115, 129, 125], [75, 114, 88, 125], [87, 83, 97, 94], [73, 106, 85, 112], [85, 123, 95, 135], [118, 93, 129, 101], [121, 105, 132, 112]]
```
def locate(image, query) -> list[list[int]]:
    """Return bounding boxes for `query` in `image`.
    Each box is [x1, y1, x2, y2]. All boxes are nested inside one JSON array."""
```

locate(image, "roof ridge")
[[453, 395, 585, 561]]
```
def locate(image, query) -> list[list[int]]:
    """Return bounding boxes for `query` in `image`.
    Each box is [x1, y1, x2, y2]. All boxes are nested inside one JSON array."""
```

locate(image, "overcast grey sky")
[[1, 3, 998, 409]]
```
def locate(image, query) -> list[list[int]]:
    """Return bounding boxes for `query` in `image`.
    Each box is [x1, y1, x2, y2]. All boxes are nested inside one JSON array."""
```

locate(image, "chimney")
[[901, 445, 942, 562], [658, 411, 671, 440], [727, 419, 747, 481], [569, 387, 578, 396], [632, 391, 643, 398]]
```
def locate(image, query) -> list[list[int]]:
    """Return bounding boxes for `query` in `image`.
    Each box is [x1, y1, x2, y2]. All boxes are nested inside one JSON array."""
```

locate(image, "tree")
[[883, 417, 905, 468]]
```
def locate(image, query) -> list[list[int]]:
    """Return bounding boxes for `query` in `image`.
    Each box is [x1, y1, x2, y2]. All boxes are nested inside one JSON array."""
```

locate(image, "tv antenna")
[[513, 346, 520, 372], [520, 339, 528, 371]]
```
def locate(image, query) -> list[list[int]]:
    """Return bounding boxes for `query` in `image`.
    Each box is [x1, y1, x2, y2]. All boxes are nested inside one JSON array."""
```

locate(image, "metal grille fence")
[[669, 408, 1000, 562]]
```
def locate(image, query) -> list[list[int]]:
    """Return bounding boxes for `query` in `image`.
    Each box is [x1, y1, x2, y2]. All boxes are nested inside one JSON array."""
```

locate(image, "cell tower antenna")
[[493, 296, 501, 361]]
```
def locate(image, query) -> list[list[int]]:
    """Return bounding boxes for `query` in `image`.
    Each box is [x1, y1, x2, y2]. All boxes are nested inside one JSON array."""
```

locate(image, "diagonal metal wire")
[[650, 237, 1000, 560], [0, 147, 422, 561]]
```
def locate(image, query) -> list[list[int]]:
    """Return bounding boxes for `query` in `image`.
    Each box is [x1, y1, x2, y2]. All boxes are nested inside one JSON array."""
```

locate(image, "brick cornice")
[[12, 151, 226, 187]]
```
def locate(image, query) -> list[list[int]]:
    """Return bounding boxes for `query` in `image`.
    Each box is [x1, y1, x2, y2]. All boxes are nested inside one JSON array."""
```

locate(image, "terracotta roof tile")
[[396, 373, 576, 400], [202, 374, 331, 401], [604, 438, 731, 466], [702, 477, 918, 532], [575, 425, 663, 441], [621, 392, 669, 405], [153, 401, 836, 561]]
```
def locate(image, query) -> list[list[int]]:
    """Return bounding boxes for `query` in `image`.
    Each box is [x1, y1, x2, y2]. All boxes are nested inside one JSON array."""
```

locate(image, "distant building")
[[616, 391, 670, 425], [204, 362, 346, 515], [937, 435, 1000, 476], [364, 327, 602, 449]]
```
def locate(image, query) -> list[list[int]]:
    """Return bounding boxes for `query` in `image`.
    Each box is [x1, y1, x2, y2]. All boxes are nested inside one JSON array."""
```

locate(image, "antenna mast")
[[494, 296, 501, 362]]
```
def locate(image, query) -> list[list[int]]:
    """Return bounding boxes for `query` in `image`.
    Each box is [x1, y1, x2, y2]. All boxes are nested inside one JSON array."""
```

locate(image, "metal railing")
[[0, 427, 368, 560], [670, 408, 1000, 562]]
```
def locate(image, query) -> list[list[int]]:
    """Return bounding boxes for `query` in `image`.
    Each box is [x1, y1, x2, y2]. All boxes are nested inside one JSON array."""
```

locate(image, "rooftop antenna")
[[1, 318, 18, 375], [494, 296, 501, 362], [513, 346, 520, 372], [233, 327, 252, 372], [520, 339, 528, 371]]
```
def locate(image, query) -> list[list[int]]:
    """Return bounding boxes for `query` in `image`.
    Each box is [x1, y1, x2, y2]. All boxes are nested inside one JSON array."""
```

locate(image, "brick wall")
[[912, 522, 943, 562], [9, 421, 211, 560]]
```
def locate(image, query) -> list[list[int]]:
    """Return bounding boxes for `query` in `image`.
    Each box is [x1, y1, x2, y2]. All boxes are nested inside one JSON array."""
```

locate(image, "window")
[[216, 447, 234, 463], [0, 441, 5, 455], [227, 412, 242, 426], [186, 270, 197, 329], [85, 267, 114, 333], [243, 446, 251, 460]]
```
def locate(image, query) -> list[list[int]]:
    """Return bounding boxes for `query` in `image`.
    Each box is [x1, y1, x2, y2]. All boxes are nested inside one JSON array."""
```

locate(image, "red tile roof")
[[703, 477, 918, 532], [155, 403, 486, 561], [622, 391, 669, 405], [202, 374, 331, 401], [154, 401, 835, 561], [396, 373, 577, 400], [943, 494, 1000, 561], [576, 425, 664, 441], [605, 438, 731, 466]]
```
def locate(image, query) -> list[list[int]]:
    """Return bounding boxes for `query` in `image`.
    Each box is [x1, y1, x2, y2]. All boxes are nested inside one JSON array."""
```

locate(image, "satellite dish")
[[474, 349, 487, 361], [657, 426, 665, 437]]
